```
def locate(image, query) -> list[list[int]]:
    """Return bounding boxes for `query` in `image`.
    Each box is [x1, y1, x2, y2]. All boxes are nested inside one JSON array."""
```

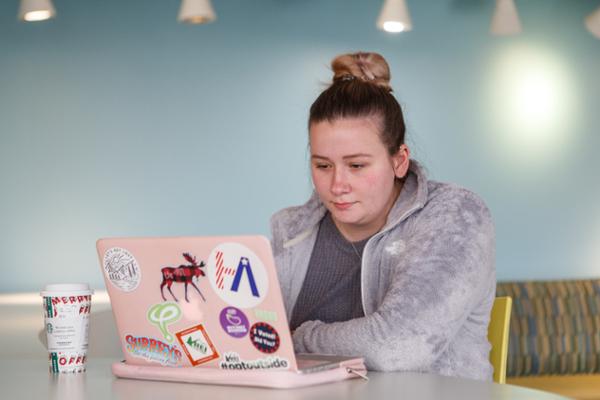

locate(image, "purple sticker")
[[219, 307, 249, 338]]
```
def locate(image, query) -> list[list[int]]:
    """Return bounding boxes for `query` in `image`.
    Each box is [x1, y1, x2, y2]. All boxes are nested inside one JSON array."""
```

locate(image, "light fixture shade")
[[19, 0, 56, 22], [178, 0, 216, 24], [377, 0, 412, 33], [490, 0, 522, 35], [585, 6, 600, 39]]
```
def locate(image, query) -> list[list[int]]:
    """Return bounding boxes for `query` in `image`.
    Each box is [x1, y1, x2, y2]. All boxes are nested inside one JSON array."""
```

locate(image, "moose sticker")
[[207, 243, 269, 309], [160, 253, 206, 302], [103, 247, 141, 292]]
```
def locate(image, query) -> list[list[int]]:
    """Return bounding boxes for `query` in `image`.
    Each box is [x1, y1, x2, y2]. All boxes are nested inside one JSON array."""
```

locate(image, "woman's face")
[[309, 117, 409, 242]]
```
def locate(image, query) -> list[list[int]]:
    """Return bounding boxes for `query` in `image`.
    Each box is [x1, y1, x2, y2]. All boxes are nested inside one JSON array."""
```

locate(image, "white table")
[[0, 358, 571, 400], [0, 293, 571, 399]]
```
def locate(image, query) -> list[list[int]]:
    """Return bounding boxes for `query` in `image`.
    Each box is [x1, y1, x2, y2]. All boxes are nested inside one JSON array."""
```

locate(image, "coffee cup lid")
[[40, 283, 94, 297]]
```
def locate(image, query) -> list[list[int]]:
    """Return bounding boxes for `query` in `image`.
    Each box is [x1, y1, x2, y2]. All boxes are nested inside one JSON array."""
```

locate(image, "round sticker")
[[249, 322, 280, 354], [103, 247, 141, 292], [219, 307, 249, 338], [206, 243, 269, 309]]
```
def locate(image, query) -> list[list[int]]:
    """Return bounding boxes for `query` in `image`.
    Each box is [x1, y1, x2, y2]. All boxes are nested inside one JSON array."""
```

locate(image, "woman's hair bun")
[[331, 52, 392, 92]]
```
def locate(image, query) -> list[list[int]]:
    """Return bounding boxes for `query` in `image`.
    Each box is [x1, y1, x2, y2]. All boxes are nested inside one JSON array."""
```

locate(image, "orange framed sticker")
[[175, 324, 219, 366]]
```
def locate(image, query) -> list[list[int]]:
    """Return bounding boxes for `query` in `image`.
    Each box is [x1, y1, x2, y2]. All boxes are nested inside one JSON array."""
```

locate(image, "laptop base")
[[112, 358, 367, 389]]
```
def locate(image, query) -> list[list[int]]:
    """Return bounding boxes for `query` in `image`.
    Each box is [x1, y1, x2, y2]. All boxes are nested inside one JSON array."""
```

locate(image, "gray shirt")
[[289, 212, 367, 331]]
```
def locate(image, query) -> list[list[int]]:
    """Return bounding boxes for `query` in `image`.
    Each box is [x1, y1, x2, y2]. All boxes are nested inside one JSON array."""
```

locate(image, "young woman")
[[270, 52, 496, 380]]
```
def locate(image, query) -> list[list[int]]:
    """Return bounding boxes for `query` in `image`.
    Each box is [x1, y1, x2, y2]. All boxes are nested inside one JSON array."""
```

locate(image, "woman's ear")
[[392, 144, 410, 178]]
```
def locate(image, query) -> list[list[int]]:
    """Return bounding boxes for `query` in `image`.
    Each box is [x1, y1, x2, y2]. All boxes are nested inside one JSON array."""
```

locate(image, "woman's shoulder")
[[271, 193, 320, 226], [420, 180, 493, 227], [270, 193, 327, 244]]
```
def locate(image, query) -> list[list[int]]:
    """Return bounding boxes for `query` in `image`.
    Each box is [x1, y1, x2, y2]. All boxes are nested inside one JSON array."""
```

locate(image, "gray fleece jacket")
[[270, 161, 496, 380]]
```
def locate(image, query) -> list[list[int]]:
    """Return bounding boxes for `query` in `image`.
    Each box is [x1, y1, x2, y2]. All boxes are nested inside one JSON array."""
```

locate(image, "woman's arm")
[[291, 188, 495, 371]]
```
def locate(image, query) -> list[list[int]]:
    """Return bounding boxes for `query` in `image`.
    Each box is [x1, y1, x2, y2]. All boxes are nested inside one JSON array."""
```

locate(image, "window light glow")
[[486, 44, 578, 167]]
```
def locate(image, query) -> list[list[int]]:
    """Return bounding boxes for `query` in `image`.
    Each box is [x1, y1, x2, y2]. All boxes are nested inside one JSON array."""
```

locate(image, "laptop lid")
[[97, 235, 298, 371]]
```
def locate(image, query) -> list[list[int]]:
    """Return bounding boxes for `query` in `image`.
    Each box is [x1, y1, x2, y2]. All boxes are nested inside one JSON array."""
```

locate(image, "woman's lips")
[[332, 202, 355, 210]]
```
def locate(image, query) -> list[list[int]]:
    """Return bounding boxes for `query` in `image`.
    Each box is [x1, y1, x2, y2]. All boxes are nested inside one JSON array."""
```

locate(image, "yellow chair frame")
[[488, 296, 512, 384]]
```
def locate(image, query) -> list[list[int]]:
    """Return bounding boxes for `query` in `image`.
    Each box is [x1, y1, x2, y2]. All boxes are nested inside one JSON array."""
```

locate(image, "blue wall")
[[1, 0, 599, 292]]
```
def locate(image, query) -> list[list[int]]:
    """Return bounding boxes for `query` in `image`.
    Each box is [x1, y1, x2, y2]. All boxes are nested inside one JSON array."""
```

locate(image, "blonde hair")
[[331, 52, 392, 92]]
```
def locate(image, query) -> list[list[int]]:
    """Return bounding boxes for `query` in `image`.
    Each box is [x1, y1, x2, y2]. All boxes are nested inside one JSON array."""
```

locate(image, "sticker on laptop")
[[160, 253, 207, 302], [103, 247, 141, 292], [254, 309, 277, 322], [219, 307, 249, 338], [176, 324, 219, 366], [125, 334, 183, 366], [249, 322, 280, 353], [147, 302, 181, 343], [206, 243, 269, 309], [219, 352, 290, 370]]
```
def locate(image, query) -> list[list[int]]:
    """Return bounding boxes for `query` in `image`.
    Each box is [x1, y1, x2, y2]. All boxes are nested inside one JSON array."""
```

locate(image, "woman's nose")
[[330, 170, 350, 195]]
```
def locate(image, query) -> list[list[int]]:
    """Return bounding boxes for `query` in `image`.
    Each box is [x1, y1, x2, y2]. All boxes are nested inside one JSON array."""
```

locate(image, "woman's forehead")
[[310, 117, 384, 147], [309, 121, 389, 161], [309, 116, 381, 132]]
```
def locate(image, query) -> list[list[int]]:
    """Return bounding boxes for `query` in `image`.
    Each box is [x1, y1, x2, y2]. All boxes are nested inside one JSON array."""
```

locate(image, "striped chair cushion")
[[497, 280, 600, 377]]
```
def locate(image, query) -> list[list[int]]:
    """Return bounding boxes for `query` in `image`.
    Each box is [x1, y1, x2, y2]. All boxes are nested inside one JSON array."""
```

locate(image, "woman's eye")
[[350, 163, 365, 169], [314, 163, 331, 169]]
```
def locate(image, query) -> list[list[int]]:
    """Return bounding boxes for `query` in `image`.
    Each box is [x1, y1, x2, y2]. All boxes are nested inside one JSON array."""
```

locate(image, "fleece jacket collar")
[[283, 160, 429, 246]]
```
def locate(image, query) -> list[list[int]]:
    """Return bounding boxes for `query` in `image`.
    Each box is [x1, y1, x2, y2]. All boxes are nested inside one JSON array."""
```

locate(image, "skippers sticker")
[[207, 243, 269, 309], [125, 335, 182, 366]]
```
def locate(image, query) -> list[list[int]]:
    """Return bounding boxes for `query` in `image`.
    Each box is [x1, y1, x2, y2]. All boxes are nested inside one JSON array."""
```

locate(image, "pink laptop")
[[96, 235, 366, 388]]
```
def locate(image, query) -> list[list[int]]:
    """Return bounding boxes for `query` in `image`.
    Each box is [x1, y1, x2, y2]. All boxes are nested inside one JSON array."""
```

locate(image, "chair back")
[[488, 296, 512, 384]]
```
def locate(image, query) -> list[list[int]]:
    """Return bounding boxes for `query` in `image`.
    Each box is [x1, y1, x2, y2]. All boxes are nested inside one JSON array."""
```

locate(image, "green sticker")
[[254, 309, 278, 322], [147, 303, 181, 343]]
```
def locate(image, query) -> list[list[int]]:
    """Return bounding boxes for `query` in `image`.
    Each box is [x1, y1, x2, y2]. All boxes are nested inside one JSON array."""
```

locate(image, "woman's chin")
[[329, 211, 363, 227]]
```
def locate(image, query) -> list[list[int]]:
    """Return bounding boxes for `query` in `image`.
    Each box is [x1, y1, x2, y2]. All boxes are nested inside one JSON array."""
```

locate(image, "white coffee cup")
[[41, 283, 94, 373]]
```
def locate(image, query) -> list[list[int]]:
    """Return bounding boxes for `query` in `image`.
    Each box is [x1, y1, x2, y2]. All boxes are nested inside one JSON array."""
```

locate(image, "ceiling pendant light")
[[490, 0, 522, 35], [178, 0, 216, 24], [377, 0, 412, 33], [585, 6, 600, 39], [19, 0, 56, 22]]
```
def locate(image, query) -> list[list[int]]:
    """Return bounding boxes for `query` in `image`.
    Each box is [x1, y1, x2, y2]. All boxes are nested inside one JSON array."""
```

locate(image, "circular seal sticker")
[[206, 243, 269, 309], [250, 322, 280, 354], [219, 307, 249, 338], [103, 247, 141, 292]]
